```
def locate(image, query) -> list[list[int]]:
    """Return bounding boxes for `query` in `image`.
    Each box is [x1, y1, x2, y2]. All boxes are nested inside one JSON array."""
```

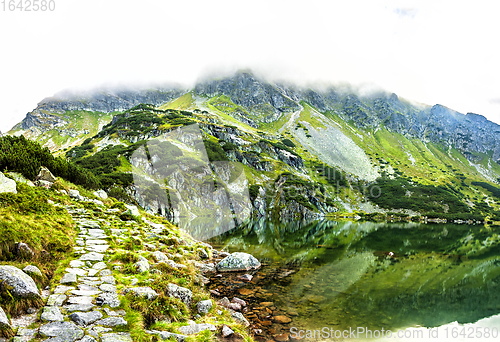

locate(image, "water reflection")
[[208, 219, 500, 341]]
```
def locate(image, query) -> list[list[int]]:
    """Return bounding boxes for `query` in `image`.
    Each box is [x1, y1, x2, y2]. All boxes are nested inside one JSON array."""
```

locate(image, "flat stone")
[[41, 306, 64, 322], [96, 292, 120, 308], [87, 269, 99, 277], [39, 321, 84, 341], [65, 268, 87, 276], [100, 269, 112, 276], [47, 294, 67, 306], [60, 273, 77, 284], [99, 284, 117, 292], [79, 336, 98, 342], [92, 262, 107, 270], [79, 252, 104, 262], [69, 310, 103, 326], [62, 304, 95, 312], [0, 265, 41, 298], [86, 239, 108, 245], [100, 333, 133, 342], [178, 323, 216, 335], [101, 276, 115, 284], [103, 308, 126, 316], [67, 296, 93, 305], [94, 317, 127, 327], [86, 245, 109, 253], [54, 285, 75, 294], [69, 260, 85, 268], [71, 289, 101, 296]]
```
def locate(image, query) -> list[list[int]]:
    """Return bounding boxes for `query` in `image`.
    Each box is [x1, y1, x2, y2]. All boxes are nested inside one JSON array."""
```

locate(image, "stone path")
[[14, 206, 132, 342]]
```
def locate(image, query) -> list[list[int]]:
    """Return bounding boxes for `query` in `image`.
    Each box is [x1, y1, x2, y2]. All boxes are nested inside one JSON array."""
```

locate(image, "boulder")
[[196, 299, 212, 314], [215, 252, 261, 272], [41, 306, 64, 322], [22, 265, 42, 278], [166, 283, 192, 306], [36, 166, 57, 183], [124, 205, 140, 217], [222, 325, 234, 337], [93, 189, 108, 199], [123, 287, 158, 300], [68, 189, 80, 199], [152, 251, 169, 262], [134, 260, 149, 273], [0, 265, 40, 298], [100, 333, 133, 342], [16, 242, 34, 259], [0, 172, 16, 194], [231, 311, 250, 327]]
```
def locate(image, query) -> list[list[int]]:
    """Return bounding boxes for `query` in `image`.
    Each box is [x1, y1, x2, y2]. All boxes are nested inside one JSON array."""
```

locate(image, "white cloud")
[[1, 0, 500, 132]]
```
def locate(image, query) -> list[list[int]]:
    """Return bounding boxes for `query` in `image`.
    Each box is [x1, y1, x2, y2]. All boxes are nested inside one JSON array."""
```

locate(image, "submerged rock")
[[216, 252, 261, 272], [0, 265, 40, 298]]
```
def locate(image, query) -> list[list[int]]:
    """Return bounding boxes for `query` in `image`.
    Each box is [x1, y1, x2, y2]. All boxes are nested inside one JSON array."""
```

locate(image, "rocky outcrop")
[[166, 283, 192, 306]]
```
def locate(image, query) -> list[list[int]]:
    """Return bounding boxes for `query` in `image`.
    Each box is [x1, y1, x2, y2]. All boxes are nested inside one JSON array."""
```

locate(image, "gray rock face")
[[166, 283, 192, 306], [196, 299, 212, 314], [39, 321, 84, 341], [178, 322, 217, 335], [123, 287, 158, 300], [0, 265, 40, 298], [69, 310, 103, 326], [215, 252, 261, 272], [0, 171, 16, 194]]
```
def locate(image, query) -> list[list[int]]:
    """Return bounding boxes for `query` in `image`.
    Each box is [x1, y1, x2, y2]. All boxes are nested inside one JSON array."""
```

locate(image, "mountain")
[[8, 71, 500, 222]]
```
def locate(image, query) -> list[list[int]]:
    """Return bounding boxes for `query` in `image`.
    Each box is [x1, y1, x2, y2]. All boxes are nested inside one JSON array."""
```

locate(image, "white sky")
[[1, 0, 500, 133]]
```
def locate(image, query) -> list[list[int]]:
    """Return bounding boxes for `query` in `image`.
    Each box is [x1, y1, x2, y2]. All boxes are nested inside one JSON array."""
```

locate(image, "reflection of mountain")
[[131, 124, 251, 240], [211, 220, 500, 337]]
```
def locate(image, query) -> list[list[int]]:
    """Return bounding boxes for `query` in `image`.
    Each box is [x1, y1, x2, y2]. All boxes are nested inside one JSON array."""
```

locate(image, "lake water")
[[208, 218, 500, 341]]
